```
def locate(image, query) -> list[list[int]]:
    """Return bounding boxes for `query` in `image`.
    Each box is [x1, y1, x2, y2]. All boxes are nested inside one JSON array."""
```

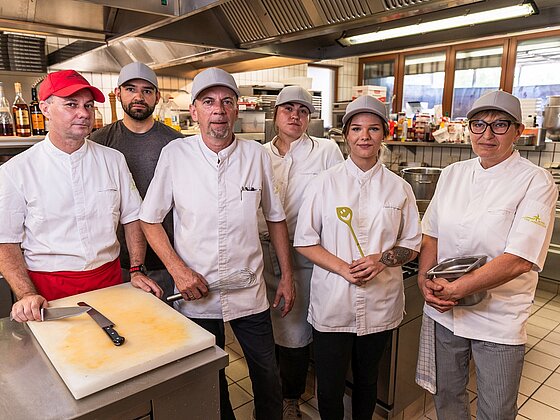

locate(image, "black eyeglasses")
[[469, 119, 513, 135]]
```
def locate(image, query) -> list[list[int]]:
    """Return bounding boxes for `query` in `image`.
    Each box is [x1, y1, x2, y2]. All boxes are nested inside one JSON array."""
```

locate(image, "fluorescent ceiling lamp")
[[339, 3, 537, 46], [456, 47, 504, 59], [405, 54, 446, 65]]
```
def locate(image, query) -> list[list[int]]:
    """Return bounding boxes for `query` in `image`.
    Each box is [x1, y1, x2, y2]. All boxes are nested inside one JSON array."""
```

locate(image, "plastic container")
[[159, 96, 181, 132]]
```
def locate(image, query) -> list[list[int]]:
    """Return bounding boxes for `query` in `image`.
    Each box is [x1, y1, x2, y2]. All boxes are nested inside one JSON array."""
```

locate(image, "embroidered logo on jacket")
[[522, 214, 546, 228]]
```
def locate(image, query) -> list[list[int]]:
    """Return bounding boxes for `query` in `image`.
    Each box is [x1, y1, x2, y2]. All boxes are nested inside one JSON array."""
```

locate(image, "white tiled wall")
[[232, 64, 308, 86], [78, 71, 192, 128], [383, 142, 560, 171], [78, 58, 360, 125], [318, 57, 360, 101]]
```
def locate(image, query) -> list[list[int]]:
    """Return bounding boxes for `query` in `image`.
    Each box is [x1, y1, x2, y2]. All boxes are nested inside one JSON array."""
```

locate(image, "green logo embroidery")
[[522, 214, 546, 228]]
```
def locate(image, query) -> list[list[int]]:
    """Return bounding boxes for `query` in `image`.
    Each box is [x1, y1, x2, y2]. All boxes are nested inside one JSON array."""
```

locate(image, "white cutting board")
[[27, 283, 215, 399]]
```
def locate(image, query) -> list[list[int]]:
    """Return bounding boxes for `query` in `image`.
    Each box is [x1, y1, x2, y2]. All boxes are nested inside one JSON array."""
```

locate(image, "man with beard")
[[140, 67, 294, 419], [90, 62, 183, 300]]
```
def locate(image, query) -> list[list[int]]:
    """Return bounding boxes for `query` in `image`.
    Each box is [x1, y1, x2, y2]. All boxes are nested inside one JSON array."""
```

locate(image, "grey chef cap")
[[191, 67, 240, 103], [342, 95, 388, 125], [275, 86, 316, 113], [467, 90, 522, 123], [118, 62, 158, 89]]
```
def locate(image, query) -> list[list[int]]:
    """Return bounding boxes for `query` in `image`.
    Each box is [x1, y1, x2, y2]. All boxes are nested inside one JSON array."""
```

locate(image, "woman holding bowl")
[[259, 85, 344, 418], [294, 95, 421, 419], [418, 90, 558, 419]]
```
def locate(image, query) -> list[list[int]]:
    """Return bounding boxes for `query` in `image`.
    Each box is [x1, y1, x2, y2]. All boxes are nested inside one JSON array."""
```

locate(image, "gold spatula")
[[336, 206, 365, 258]]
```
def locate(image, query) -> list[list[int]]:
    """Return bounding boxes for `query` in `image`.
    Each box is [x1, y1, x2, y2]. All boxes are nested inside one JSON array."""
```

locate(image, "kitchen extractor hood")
[[0, 0, 558, 75]]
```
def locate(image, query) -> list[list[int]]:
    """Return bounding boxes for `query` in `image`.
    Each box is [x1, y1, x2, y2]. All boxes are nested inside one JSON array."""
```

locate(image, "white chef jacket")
[[423, 151, 558, 345], [259, 135, 344, 238], [139, 135, 286, 322], [294, 158, 422, 336], [0, 135, 141, 271]]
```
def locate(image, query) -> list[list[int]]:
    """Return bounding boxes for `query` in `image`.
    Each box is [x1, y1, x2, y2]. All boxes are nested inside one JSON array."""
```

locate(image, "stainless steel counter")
[[0, 318, 228, 419]]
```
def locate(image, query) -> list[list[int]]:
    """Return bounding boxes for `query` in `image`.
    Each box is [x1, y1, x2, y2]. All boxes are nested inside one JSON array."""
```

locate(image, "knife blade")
[[77, 302, 125, 346], [41, 306, 91, 321]]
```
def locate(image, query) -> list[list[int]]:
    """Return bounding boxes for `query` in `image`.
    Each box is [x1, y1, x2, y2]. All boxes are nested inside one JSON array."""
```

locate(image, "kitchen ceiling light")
[[338, 3, 537, 46]]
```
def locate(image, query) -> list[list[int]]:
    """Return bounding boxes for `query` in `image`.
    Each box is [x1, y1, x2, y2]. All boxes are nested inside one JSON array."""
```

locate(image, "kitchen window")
[[402, 52, 446, 116], [513, 36, 560, 110], [359, 29, 560, 118], [363, 59, 395, 111], [451, 46, 503, 119]]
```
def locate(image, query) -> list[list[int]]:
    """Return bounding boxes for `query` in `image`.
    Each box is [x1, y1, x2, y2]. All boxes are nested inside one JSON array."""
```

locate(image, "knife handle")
[[166, 293, 182, 303], [103, 326, 125, 346]]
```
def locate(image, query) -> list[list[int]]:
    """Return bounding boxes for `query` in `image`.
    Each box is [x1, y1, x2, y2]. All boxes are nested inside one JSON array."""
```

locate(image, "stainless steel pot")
[[401, 167, 442, 201]]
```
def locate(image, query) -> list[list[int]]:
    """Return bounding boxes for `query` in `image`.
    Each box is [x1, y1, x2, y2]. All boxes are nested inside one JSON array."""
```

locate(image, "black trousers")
[[192, 310, 282, 420], [276, 344, 310, 399], [312, 328, 391, 420]]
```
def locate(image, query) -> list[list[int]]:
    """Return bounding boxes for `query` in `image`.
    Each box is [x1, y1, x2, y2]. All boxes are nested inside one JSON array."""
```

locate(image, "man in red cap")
[[0, 70, 162, 322]]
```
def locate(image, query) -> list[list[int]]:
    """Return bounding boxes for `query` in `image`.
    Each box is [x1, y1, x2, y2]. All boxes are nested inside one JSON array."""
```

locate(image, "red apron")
[[28, 258, 122, 300]]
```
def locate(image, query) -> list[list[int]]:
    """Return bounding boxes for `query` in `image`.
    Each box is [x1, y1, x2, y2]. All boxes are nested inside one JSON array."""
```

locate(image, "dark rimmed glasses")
[[469, 119, 513, 135]]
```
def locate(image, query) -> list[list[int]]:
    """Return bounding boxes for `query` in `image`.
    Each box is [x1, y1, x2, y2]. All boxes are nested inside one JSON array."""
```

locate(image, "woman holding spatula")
[[294, 95, 421, 420]]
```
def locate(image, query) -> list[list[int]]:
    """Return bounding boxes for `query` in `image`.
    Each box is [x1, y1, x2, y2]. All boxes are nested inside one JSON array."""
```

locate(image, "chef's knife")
[[77, 302, 125, 346], [9, 306, 91, 322], [41, 306, 91, 321]]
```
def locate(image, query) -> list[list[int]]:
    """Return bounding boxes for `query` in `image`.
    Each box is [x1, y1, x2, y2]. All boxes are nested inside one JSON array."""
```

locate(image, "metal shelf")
[[383, 141, 545, 152]]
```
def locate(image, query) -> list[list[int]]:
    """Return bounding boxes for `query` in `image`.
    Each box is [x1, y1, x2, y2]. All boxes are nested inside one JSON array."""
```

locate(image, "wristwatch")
[[129, 264, 147, 275]]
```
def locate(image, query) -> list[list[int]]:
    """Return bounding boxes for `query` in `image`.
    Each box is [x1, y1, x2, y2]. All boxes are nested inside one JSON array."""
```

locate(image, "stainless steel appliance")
[[401, 167, 442, 201], [543, 96, 560, 141], [264, 119, 325, 143], [332, 101, 350, 129], [540, 206, 560, 283], [543, 106, 560, 141]]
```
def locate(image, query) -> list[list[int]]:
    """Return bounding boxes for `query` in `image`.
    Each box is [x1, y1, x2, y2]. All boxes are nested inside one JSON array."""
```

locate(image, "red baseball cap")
[[39, 70, 105, 103]]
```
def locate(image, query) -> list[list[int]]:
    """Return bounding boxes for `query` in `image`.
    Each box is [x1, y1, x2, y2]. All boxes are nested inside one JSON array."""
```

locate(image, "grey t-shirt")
[[89, 120, 184, 270]]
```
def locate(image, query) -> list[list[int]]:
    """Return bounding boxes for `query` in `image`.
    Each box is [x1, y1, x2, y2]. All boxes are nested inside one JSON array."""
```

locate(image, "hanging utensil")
[[166, 268, 257, 303], [336, 206, 365, 258]]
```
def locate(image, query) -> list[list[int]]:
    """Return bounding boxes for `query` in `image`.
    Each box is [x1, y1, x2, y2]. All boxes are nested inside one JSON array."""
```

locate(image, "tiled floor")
[[224, 287, 560, 420], [224, 326, 321, 419], [423, 288, 560, 420]]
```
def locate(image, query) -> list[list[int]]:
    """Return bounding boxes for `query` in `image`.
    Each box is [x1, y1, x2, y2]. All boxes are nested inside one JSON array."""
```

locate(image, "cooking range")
[[345, 260, 424, 418]]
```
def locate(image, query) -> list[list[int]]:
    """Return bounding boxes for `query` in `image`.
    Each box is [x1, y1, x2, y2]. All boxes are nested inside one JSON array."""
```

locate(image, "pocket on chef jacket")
[[381, 204, 403, 236], [485, 207, 515, 243], [241, 187, 262, 218], [96, 186, 120, 221]]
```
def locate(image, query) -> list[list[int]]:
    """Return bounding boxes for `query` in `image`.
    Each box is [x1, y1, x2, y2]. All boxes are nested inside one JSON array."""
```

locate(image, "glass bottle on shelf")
[[396, 112, 406, 142], [168, 97, 181, 132], [0, 82, 14, 136], [158, 96, 170, 125], [92, 107, 104, 131], [29, 87, 46, 136], [12, 82, 31, 137]]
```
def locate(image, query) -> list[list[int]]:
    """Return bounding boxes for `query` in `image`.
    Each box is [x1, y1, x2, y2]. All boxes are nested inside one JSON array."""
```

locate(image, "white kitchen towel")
[[415, 314, 437, 394]]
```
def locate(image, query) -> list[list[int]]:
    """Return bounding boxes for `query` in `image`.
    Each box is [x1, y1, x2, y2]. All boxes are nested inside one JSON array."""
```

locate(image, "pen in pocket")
[[240, 186, 259, 201]]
